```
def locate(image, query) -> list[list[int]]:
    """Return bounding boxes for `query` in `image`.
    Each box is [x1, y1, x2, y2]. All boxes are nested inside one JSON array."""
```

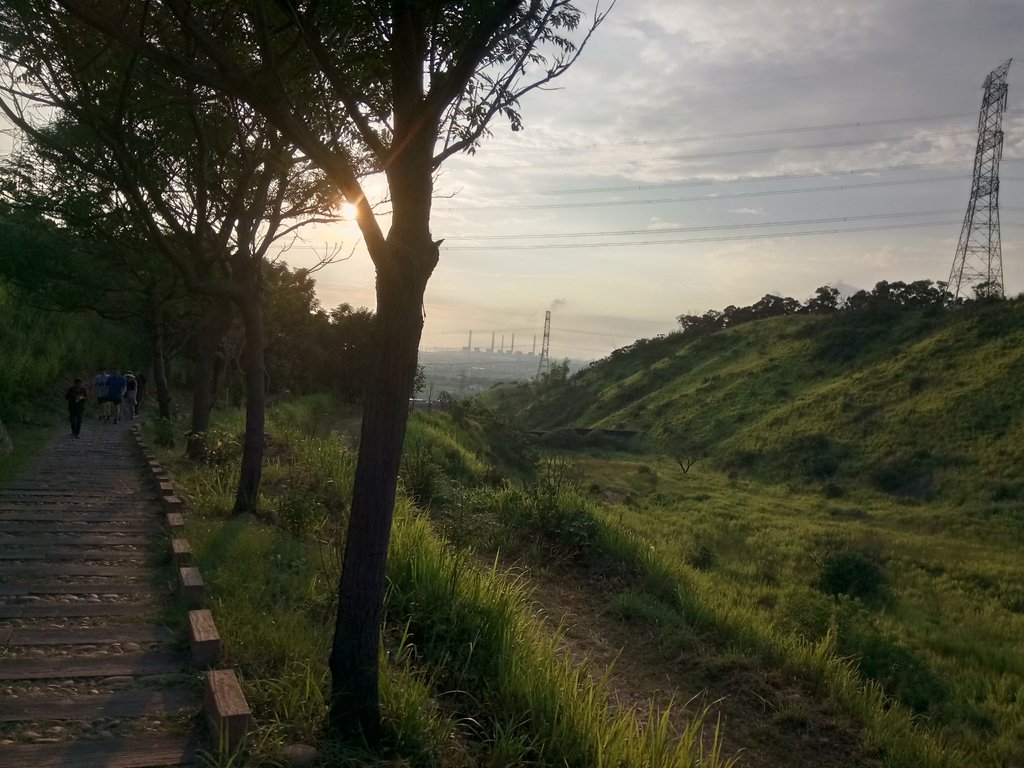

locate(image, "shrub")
[[870, 452, 936, 499], [686, 541, 716, 571], [400, 446, 445, 508], [815, 546, 886, 601]]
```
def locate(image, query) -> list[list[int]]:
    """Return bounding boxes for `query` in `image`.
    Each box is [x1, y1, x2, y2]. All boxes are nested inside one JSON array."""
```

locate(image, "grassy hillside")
[[483, 299, 1024, 504], [477, 298, 1024, 764]]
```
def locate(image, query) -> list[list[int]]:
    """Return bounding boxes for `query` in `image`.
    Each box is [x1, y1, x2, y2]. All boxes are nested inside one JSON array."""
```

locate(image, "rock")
[[122, 642, 141, 652], [21, 731, 42, 740], [281, 744, 320, 767]]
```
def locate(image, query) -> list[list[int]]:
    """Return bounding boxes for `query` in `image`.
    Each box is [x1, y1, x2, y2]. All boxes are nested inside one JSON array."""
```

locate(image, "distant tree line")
[[676, 279, 956, 338], [593, 279, 960, 368]]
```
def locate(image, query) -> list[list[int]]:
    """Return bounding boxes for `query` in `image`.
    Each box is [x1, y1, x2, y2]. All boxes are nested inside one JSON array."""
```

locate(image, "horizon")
[[277, 0, 1024, 360]]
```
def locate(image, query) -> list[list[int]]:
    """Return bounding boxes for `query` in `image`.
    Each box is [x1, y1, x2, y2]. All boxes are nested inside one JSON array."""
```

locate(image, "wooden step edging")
[[204, 668, 253, 752], [179, 566, 205, 608], [137, 426, 254, 755], [188, 609, 221, 666], [171, 537, 192, 566]]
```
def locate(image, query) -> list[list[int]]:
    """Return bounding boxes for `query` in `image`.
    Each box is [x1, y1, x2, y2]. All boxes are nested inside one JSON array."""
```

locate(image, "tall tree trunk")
[[231, 297, 266, 516], [187, 341, 217, 460], [328, 252, 434, 738], [187, 301, 233, 460], [150, 319, 172, 420]]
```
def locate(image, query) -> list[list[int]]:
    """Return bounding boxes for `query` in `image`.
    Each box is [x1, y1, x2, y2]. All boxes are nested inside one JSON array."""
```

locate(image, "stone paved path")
[[0, 419, 199, 767]]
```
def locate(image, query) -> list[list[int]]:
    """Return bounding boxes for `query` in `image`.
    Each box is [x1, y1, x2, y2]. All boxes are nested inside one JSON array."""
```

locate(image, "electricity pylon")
[[537, 311, 551, 376], [948, 59, 1012, 300]]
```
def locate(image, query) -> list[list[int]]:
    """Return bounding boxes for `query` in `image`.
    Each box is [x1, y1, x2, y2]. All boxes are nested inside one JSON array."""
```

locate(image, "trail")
[[0, 418, 199, 767]]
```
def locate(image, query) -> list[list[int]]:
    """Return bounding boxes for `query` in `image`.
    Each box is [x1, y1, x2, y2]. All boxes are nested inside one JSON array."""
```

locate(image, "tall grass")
[[159, 399, 730, 767]]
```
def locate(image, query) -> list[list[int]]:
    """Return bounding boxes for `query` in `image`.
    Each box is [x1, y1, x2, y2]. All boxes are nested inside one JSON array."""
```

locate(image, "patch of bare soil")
[[522, 563, 882, 768]]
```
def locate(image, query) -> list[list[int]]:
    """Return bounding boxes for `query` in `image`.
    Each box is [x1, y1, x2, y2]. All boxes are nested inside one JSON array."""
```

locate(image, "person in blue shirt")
[[105, 369, 127, 424]]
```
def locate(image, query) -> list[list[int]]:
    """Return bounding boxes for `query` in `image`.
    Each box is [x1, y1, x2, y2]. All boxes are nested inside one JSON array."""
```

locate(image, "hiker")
[[65, 378, 88, 438], [134, 371, 147, 416], [125, 372, 138, 420], [105, 368, 127, 424], [92, 369, 109, 419]]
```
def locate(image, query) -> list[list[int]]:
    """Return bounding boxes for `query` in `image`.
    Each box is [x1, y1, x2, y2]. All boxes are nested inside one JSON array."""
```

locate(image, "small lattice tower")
[[537, 311, 551, 376], [948, 59, 1012, 300]]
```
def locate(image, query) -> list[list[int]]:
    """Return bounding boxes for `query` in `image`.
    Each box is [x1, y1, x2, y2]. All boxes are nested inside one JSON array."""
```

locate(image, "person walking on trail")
[[92, 369, 109, 420], [65, 378, 88, 438], [134, 371, 147, 417], [105, 368, 127, 424], [125, 372, 138, 420]]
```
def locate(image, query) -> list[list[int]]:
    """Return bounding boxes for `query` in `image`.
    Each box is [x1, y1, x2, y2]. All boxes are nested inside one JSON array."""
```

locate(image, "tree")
[[803, 285, 841, 313], [0, 10, 339, 510], [0, 147, 190, 420], [55, 0, 609, 736]]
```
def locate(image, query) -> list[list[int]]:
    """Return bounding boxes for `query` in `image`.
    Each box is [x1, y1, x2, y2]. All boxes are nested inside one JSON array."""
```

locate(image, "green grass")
[[563, 453, 1024, 766], [480, 299, 1024, 505], [153, 398, 731, 767]]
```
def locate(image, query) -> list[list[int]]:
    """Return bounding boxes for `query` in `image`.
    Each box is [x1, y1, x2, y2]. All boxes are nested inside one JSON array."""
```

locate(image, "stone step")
[[3, 625, 177, 646], [0, 564, 151, 580], [0, 600, 159, 619], [0, 583, 164, 597], [0, 549, 149, 562], [0, 734, 197, 767], [0, 511, 156, 523], [0, 650, 188, 681], [0, 534, 153, 547], [0, 688, 196, 722], [0, 522, 160, 534]]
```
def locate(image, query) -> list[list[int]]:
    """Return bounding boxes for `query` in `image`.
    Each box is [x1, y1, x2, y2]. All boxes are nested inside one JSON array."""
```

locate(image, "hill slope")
[[482, 299, 1024, 504]]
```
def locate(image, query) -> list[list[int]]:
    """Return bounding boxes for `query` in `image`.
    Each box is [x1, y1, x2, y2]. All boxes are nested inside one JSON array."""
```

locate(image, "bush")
[[816, 546, 886, 601], [401, 446, 445, 508], [870, 452, 936, 499]]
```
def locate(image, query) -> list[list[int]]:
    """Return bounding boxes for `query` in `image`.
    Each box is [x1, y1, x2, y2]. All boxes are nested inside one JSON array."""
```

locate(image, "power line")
[[446, 208, 964, 242], [441, 219, 981, 251], [454, 129, 982, 170], [450, 160, 989, 198], [436, 174, 978, 212], [480, 111, 1023, 154]]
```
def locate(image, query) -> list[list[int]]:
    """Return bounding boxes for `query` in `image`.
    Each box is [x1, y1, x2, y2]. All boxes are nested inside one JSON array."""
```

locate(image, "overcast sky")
[[282, 0, 1023, 360]]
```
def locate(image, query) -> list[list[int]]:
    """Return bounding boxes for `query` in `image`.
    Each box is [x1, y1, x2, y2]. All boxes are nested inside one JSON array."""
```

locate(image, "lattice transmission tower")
[[947, 59, 1012, 300], [537, 311, 551, 376]]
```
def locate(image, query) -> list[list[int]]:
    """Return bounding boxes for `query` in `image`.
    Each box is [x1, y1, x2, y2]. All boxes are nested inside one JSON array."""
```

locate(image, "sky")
[[284, 0, 1024, 361], [2, 2, 1020, 362]]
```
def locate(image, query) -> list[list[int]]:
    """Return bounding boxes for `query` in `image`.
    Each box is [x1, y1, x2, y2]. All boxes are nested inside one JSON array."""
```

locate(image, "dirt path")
[[523, 564, 880, 768], [0, 418, 198, 767]]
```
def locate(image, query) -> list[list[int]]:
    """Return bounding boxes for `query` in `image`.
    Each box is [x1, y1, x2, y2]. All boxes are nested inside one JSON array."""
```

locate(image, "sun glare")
[[340, 201, 358, 220]]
